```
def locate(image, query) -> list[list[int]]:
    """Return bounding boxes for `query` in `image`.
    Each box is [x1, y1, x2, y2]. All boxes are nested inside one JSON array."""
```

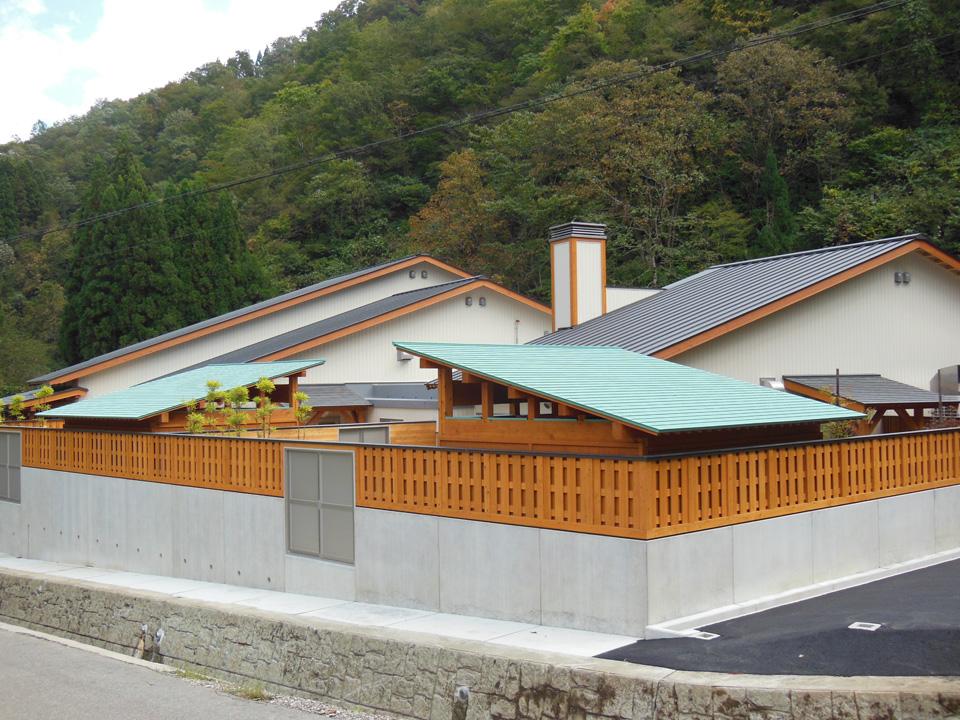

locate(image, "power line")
[[3, 0, 917, 250]]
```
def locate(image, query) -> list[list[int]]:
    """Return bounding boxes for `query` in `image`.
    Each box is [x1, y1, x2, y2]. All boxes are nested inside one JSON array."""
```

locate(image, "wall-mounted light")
[[464, 297, 473, 306], [478, 297, 486, 307]]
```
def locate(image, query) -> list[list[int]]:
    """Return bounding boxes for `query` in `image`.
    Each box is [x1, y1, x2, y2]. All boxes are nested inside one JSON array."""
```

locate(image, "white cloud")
[[0, 0, 338, 143]]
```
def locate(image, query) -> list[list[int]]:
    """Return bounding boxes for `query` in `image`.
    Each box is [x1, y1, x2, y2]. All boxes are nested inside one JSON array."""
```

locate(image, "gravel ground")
[[179, 673, 398, 719]]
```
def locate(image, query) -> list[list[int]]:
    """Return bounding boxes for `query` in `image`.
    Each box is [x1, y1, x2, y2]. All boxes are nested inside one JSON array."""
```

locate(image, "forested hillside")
[[1, 0, 959, 393]]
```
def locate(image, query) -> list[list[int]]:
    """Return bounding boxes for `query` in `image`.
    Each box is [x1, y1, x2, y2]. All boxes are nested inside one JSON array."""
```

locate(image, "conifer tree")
[[59, 144, 182, 363], [164, 183, 271, 327], [755, 149, 797, 257]]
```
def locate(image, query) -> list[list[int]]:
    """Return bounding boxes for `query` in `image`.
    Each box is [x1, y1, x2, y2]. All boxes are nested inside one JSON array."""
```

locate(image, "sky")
[[0, 0, 340, 144]]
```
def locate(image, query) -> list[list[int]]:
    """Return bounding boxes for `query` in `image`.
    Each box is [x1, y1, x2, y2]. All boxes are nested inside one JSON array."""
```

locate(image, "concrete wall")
[[5, 569, 952, 720], [355, 485, 960, 636], [0, 468, 355, 600], [3, 467, 960, 637]]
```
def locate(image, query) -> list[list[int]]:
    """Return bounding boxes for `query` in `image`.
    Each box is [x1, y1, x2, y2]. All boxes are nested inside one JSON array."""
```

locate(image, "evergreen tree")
[[165, 183, 271, 327], [0, 171, 17, 243], [755, 149, 797, 257], [59, 144, 182, 363]]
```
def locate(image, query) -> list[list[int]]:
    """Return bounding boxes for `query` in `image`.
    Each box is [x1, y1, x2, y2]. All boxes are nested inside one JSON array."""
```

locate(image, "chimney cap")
[[549, 222, 607, 242]]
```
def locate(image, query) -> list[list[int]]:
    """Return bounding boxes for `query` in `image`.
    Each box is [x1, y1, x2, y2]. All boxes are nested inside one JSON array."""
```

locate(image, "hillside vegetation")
[[1, 0, 959, 392]]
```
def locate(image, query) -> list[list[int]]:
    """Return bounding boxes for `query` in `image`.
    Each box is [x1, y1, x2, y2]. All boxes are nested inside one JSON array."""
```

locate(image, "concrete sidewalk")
[[0, 552, 636, 658]]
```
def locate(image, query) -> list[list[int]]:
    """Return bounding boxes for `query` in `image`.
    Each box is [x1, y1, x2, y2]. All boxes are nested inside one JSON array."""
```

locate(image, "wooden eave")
[[256, 279, 549, 362], [656, 240, 960, 360], [14, 387, 87, 409], [40, 256, 473, 386]]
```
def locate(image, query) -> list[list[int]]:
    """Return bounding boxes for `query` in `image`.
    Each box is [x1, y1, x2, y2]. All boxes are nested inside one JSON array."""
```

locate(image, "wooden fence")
[[19, 428, 287, 496], [357, 428, 960, 539], [12, 426, 960, 538]]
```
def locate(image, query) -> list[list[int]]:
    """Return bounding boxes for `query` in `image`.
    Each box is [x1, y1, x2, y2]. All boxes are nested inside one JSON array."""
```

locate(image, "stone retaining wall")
[[1, 569, 958, 720]]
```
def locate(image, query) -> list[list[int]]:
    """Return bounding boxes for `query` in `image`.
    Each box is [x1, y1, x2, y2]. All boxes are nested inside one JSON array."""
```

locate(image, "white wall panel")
[[285, 292, 551, 385], [674, 253, 960, 389], [79, 262, 462, 396], [575, 240, 604, 324], [552, 242, 571, 330]]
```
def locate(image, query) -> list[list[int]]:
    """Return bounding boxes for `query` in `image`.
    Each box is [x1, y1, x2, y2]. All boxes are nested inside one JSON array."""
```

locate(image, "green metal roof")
[[38, 361, 324, 420], [394, 342, 863, 434]]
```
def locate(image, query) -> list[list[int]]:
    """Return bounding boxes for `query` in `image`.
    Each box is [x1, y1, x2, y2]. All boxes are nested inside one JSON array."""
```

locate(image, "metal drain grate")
[[848, 622, 882, 631]]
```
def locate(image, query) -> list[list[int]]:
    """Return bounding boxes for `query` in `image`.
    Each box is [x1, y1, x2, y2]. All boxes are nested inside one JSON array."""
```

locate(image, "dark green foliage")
[[0, 0, 957, 386], [59, 145, 181, 364]]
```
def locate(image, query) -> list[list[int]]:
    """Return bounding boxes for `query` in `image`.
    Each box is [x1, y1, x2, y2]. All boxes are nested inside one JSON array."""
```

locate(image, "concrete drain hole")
[[689, 631, 720, 640], [848, 622, 882, 631]]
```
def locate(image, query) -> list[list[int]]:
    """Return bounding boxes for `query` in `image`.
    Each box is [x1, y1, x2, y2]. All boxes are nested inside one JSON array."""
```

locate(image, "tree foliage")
[[1, 0, 959, 387]]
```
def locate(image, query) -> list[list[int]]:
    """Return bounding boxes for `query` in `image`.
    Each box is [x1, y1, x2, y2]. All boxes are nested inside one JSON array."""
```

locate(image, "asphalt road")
[[598, 558, 960, 676], [0, 625, 321, 720]]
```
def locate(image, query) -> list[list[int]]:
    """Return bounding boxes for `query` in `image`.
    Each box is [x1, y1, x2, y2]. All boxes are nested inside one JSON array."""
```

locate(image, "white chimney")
[[548, 222, 607, 331]]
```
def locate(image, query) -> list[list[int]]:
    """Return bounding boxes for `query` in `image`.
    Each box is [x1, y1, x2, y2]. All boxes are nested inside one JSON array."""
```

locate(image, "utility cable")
[[2, 0, 917, 249]]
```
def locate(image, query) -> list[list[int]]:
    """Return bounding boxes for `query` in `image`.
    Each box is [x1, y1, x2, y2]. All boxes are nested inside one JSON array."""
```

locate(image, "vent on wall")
[[760, 378, 786, 391], [397, 349, 414, 361]]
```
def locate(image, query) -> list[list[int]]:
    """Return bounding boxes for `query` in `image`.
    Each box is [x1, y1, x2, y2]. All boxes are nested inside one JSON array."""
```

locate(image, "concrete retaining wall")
[[3, 470, 960, 638], [0, 469, 355, 600], [1, 569, 958, 720]]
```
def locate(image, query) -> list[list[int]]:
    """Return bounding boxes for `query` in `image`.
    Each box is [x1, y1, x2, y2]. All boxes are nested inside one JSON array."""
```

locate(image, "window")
[[286, 449, 354, 563], [0, 431, 21, 503]]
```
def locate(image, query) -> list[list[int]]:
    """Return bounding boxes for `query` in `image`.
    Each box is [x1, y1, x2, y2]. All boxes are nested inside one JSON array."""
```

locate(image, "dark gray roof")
[[180, 276, 480, 369], [30, 254, 439, 385], [783, 375, 960, 407], [533, 235, 925, 355], [299, 384, 372, 408]]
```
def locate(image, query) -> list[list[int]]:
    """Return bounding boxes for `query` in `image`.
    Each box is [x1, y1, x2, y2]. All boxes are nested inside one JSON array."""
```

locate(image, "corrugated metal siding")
[[674, 254, 960, 389], [576, 240, 604, 324], [73, 263, 462, 396]]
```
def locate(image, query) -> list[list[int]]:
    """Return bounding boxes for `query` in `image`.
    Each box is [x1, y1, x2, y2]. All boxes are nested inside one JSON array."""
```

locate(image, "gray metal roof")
[[783, 375, 960, 407], [30, 254, 439, 385], [179, 276, 480, 369], [533, 235, 924, 355], [299, 384, 372, 408]]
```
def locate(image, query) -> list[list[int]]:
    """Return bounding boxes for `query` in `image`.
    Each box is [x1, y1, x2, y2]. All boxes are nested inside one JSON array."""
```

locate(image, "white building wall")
[[552, 242, 571, 330], [79, 261, 461, 397], [672, 253, 960, 389], [575, 240, 605, 324], [284, 291, 551, 385], [605, 287, 660, 312]]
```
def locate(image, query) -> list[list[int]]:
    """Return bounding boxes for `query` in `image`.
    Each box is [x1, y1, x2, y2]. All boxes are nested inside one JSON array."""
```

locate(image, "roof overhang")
[[656, 239, 960, 360], [32, 256, 472, 387]]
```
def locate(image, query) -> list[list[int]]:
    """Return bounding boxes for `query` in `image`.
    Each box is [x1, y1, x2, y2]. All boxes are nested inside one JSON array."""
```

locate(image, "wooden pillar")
[[481, 381, 494, 419]]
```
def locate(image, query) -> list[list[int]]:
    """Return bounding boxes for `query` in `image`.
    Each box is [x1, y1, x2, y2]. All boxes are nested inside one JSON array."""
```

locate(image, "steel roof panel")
[[395, 342, 861, 434]]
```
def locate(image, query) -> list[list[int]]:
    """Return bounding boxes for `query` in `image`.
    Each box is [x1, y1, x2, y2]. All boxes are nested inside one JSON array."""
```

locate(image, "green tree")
[[59, 143, 182, 363], [755, 149, 797, 256]]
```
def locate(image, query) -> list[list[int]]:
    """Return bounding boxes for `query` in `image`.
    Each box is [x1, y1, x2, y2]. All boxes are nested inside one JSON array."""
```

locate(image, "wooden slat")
[[13, 426, 960, 540]]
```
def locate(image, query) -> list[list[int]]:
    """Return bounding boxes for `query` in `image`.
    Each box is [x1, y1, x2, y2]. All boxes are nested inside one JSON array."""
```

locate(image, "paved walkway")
[[5, 552, 960, 677], [0, 553, 636, 659]]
